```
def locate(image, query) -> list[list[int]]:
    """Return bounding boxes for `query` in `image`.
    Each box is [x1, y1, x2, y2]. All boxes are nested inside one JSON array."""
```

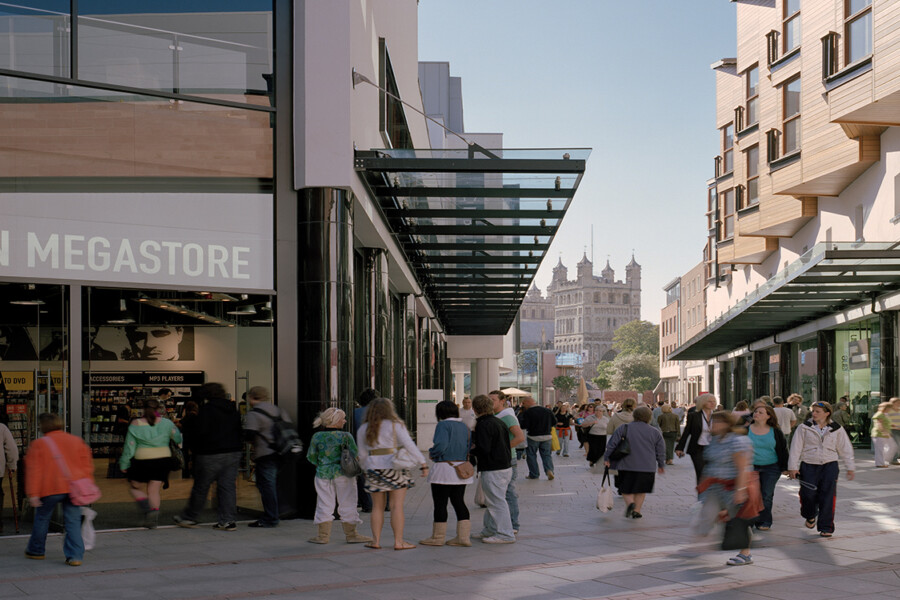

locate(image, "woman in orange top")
[[25, 413, 95, 566]]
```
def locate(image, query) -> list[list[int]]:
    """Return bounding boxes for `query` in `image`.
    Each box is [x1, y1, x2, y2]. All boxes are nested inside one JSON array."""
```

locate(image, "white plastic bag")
[[596, 468, 615, 512], [81, 506, 97, 551]]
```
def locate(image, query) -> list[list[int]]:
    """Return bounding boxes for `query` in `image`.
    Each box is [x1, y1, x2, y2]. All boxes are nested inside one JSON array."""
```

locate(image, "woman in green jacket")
[[120, 398, 182, 528]]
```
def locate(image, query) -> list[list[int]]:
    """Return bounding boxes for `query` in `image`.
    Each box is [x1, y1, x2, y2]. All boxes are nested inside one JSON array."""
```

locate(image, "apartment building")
[[672, 0, 899, 446], [658, 262, 708, 406]]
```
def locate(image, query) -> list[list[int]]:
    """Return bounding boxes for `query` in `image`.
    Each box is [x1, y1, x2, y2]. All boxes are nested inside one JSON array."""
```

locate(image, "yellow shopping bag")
[[551, 427, 561, 452]]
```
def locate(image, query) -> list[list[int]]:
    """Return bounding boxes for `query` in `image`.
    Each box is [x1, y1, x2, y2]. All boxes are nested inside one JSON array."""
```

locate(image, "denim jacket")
[[429, 419, 470, 462]]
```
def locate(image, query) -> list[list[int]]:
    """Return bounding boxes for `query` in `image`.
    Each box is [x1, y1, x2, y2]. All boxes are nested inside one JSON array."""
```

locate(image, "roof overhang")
[[355, 146, 589, 335], [670, 243, 900, 360]]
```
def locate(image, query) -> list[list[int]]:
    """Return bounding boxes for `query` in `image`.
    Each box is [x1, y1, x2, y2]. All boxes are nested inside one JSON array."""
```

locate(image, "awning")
[[670, 243, 900, 360], [355, 146, 589, 335]]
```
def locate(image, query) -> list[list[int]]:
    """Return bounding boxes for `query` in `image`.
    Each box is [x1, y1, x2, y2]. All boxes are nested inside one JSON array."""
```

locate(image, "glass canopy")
[[355, 146, 590, 335], [670, 242, 900, 360]]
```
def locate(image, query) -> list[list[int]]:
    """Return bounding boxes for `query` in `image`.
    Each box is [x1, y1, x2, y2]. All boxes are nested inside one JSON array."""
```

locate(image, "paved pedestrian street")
[[1, 450, 898, 600]]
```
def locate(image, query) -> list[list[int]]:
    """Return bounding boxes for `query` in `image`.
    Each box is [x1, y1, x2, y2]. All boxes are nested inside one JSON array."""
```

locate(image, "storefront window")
[[835, 319, 880, 446], [83, 286, 273, 528], [0, 283, 70, 464], [766, 348, 780, 397], [796, 338, 818, 404]]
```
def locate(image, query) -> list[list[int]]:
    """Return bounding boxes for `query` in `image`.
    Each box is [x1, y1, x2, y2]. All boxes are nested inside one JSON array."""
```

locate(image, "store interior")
[[0, 283, 275, 533]]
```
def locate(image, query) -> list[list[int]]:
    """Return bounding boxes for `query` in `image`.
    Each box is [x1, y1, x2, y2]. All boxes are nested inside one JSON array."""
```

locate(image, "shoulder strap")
[[252, 407, 282, 423], [42, 436, 74, 483]]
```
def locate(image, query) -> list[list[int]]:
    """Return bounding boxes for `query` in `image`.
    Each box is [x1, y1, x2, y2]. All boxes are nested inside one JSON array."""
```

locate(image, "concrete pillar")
[[455, 372, 465, 404], [487, 358, 500, 393], [475, 358, 489, 397]]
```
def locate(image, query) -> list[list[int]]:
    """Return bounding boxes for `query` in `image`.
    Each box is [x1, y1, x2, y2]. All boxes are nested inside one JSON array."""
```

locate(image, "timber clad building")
[[669, 0, 900, 447]]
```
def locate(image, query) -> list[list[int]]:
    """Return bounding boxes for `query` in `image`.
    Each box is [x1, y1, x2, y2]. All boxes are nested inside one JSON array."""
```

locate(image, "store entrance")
[[83, 287, 273, 530]]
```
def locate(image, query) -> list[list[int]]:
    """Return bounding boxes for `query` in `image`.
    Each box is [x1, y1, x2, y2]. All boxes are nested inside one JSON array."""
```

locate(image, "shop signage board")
[[84, 371, 205, 387], [1, 371, 35, 391], [0, 193, 274, 293]]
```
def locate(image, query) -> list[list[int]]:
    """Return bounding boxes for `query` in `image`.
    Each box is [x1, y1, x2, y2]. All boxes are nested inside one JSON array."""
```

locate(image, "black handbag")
[[722, 518, 752, 550], [608, 425, 631, 461], [169, 438, 185, 472]]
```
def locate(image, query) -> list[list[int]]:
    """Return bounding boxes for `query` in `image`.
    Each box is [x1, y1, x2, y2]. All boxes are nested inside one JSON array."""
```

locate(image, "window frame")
[[720, 188, 736, 241], [745, 145, 760, 207], [745, 65, 759, 127], [722, 122, 735, 174], [782, 77, 801, 155], [844, 0, 873, 66], [783, 0, 801, 54]]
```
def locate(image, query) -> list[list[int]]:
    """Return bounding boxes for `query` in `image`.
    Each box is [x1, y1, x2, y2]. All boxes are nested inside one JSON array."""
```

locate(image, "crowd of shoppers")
[[9, 387, 885, 569]]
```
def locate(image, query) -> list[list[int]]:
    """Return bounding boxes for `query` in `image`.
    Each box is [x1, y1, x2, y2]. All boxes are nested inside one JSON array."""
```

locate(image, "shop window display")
[[834, 320, 880, 446]]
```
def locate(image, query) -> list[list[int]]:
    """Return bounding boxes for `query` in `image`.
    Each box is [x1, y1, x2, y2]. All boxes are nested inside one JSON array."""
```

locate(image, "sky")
[[417, 1, 737, 323]]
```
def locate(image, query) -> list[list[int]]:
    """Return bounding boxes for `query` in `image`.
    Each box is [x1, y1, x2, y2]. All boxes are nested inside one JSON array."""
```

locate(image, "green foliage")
[[592, 361, 615, 390], [552, 375, 577, 397], [609, 353, 659, 391], [613, 320, 660, 357]]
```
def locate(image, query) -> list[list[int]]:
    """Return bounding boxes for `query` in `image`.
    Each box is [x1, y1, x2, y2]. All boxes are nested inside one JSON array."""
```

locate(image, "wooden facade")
[[713, 0, 897, 265]]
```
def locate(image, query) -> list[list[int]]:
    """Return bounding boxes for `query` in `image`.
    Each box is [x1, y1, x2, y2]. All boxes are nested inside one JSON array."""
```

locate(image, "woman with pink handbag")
[[25, 413, 97, 566]]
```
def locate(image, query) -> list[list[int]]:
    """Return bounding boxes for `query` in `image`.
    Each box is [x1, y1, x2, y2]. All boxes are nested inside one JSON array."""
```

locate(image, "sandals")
[[804, 518, 816, 529], [726, 553, 753, 566], [819, 532, 833, 538], [394, 542, 416, 551], [364, 542, 381, 549]]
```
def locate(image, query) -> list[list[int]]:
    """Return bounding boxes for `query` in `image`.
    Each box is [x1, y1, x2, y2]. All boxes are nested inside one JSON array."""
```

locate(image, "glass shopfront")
[[835, 319, 880, 445], [795, 337, 819, 404]]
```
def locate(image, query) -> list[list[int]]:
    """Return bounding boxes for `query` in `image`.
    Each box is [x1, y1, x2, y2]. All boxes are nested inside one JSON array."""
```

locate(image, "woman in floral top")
[[306, 408, 372, 545]]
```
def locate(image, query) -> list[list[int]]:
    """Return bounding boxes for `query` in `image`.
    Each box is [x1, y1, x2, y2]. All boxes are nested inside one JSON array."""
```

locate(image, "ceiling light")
[[252, 301, 274, 324], [227, 303, 257, 315], [10, 284, 46, 306], [108, 299, 136, 324]]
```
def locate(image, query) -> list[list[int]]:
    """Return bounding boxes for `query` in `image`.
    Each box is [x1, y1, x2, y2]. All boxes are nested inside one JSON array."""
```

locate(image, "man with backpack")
[[243, 386, 295, 528]]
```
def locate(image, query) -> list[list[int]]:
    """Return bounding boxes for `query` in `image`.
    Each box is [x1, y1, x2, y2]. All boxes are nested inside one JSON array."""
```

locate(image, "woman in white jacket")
[[787, 401, 855, 537], [357, 398, 427, 550]]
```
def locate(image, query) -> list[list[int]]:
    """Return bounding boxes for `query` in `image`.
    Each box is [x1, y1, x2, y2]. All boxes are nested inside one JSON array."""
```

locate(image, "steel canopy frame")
[[355, 147, 589, 335], [669, 243, 900, 360]]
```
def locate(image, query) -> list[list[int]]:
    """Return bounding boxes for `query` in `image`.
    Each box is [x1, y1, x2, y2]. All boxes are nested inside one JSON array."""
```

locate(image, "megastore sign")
[[0, 193, 274, 292]]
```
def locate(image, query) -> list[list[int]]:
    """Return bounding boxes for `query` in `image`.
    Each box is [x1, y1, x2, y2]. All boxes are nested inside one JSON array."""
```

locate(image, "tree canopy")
[[612, 320, 659, 357], [593, 352, 658, 392], [552, 375, 577, 397]]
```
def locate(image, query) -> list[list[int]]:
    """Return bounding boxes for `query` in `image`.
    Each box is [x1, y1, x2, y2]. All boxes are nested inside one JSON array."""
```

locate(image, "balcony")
[[717, 235, 778, 265], [740, 195, 817, 238]]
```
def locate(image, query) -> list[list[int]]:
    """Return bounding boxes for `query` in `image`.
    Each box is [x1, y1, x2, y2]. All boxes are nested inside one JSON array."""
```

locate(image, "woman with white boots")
[[306, 408, 372, 545], [420, 400, 475, 547]]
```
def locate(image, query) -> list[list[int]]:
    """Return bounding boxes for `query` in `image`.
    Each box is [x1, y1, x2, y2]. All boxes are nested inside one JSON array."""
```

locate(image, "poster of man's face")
[[88, 326, 194, 361]]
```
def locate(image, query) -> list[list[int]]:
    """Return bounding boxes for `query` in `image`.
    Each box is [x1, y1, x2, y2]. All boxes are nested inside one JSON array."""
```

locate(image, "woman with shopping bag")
[[24, 413, 97, 566]]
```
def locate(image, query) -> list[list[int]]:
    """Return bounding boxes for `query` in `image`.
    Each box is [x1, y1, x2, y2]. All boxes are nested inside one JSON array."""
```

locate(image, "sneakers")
[[726, 553, 753, 566], [471, 531, 491, 539], [143, 509, 160, 529], [525, 475, 539, 480], [248, 520, 277, 528], [481, 536, 515, 544], [547, 471, 555, 480], [213, 522, 237, 531], [65, 559, 83, 567], [25, 552, 44, 560], [173, 515, 199, 528]]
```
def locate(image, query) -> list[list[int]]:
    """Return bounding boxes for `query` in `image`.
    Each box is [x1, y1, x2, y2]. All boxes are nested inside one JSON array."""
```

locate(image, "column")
[[880, 312, 897, 400], [475, 358, 489, 397], [455, 372, 465, 404], [401, 294, 418, 428], [68, 285, 82, 437], [779, 343, 792, 398], [817, 330, 835, 405], [487, 358, 500, 393], [363, 248, 391, 394], [295, 188, 354, 518]]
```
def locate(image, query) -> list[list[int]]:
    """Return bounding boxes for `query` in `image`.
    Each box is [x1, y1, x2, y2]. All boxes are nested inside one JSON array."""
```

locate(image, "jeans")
[[799, 461, 839, 534], [182, 451, 241, 524], [754, 463, 781, 528], [891, 430, 900, 462], [525, 438, 554, 477], [484, 462, 519, 531], [254, 454, 280, 526], [557, 429, 571, 455], [479, 468, 514, 541], [26, 494, 83, 561]]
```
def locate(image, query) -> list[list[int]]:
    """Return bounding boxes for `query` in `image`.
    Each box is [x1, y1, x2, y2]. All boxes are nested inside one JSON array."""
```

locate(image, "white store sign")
[[0, 193, 274, 292]]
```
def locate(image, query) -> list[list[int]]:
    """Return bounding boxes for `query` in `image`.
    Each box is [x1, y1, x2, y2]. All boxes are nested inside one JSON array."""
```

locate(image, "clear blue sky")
[[418, 1, 737, 323]]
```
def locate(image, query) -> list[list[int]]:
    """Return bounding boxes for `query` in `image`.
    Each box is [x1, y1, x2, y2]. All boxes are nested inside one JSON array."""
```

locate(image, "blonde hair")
[[661, 403, 672, 413], [313, 407, 345, 429]]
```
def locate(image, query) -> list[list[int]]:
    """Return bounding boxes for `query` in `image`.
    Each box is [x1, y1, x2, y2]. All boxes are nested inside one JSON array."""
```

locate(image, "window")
[[783, 78, 801, 154], [722, 123, 734, 173], [379, 39, 413, 149], [845, 0, 873, 65], [707, 186, 717, 232], [746, 66, 759, 127], [784, 0, 801, 53], [745, 146, 759, 206], [720, 189, 735, 240]]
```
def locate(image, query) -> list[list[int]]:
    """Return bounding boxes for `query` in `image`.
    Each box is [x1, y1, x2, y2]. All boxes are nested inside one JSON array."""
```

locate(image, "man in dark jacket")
[[519, 396, 556, 480], [471, 395, 515, 544], [175, 382, 243, 531]]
